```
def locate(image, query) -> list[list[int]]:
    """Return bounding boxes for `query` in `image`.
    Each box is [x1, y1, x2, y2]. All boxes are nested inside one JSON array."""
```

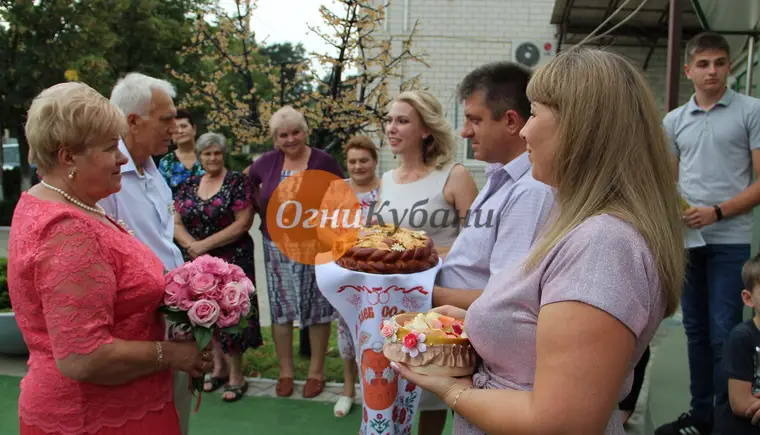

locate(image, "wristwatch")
[[713, 205, 723, 221]]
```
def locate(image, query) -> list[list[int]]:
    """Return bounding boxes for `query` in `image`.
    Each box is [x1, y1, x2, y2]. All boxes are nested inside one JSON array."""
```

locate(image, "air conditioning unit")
[[511, 40, 557, 70]]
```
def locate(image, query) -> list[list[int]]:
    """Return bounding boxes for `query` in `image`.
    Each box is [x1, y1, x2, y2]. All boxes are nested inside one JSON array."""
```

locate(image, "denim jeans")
[[681, 243, 750, 424]]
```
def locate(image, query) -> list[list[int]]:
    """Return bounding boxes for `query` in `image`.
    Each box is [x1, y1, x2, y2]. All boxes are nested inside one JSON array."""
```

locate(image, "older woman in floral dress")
[[173, 132, 263, 402], [9, 82, 213, 435]]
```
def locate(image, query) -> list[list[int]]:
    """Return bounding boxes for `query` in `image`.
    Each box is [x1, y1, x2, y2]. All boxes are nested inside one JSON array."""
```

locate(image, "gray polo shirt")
[[664, 88, 760, 245], [436, 152, 555, 289]]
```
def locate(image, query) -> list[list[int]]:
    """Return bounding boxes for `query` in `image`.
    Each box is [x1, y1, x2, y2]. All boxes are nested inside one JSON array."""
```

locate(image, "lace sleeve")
[[35, 215, 116, 360]]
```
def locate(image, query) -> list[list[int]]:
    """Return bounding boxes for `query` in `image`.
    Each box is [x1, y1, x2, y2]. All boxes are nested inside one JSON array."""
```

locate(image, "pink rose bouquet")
[[160, 255, 256, 394]]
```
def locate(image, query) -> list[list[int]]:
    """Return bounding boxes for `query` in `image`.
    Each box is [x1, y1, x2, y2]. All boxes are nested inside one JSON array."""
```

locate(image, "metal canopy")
[[552, 0, 704, 50]]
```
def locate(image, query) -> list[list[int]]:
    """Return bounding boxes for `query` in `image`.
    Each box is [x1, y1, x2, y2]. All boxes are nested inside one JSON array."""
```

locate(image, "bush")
[[227, 153, 253, 173]]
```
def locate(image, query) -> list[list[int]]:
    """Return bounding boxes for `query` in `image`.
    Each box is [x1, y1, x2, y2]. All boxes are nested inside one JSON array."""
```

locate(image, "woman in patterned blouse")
[[159, 109, 204, 196], [173, 132, 263, 402]]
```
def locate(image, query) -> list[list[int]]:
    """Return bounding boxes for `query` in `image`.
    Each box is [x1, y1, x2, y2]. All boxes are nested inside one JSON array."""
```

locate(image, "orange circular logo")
[[266, 169, 362, 265]]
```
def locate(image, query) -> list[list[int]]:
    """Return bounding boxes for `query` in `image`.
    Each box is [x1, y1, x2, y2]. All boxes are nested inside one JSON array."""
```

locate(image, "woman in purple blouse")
[[246, 106, 345, 399], [393, 48, 685, 434]]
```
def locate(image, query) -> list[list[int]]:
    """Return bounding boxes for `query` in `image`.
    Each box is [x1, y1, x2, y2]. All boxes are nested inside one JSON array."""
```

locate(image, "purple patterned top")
[[455, 214, 665, 435]]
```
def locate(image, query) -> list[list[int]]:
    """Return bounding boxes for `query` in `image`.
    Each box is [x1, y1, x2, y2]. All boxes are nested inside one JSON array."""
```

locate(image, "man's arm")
[[718, 149, 760, 218], [432, 286, 482, 309], [433, 183, 555, 310]]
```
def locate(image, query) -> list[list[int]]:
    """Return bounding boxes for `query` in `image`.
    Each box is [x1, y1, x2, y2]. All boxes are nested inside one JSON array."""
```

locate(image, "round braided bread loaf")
[[335, 225, 439, 274]]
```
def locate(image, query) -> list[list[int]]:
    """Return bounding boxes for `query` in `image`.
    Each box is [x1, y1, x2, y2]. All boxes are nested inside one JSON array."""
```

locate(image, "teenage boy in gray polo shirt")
[[418, 63, 556, 435], [656, 32, 760, 435]]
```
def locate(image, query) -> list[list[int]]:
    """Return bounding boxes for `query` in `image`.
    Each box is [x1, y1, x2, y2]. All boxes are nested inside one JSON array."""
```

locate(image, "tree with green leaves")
[[0, 0, 204, 196]]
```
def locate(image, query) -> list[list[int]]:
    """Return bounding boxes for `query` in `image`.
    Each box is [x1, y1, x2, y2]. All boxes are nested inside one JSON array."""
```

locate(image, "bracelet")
[[714, 205, 723, 221], [155, 341, 164, 370], [450, 386, 472, 410]]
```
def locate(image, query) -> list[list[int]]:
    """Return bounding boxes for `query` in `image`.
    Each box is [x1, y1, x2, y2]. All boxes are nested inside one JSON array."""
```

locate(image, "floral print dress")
[[175, 171, 262, 354], [159, 151, 205, 196]]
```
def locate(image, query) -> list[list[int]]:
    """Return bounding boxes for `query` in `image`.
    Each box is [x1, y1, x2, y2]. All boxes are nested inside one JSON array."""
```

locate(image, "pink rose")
[[190, 272, 217, 296], [187, 299, 221, 328], [240, 277, 255, 295], [164, 282, 186, 308], [220, 282, 245, 310], [193, 255, 230, 277], [217, 309, 241, 328], [239, 296, 251, 317], [229, 264, 246, 279], [381, 321, 395, 338]]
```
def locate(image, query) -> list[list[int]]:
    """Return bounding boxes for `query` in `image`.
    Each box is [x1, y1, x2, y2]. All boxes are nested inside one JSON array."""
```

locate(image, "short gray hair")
[[269, 105, 309, 141], [110, 72, 176, 118], [196, 132, 227, 156]]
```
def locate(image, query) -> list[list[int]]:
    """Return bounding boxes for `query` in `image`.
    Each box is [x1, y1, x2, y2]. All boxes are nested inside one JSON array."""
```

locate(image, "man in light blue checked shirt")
[[418, 62, 555, 435], [430, 63, 555, 310]]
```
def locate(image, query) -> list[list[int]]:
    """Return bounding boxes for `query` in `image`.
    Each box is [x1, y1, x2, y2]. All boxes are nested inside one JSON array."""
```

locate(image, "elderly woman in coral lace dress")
[[8, 82, 213, 435]]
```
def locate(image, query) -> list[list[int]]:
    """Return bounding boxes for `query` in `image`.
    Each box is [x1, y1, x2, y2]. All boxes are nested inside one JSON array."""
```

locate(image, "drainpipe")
[[746, 36, 756, 96], [666, 0, 684, 111]]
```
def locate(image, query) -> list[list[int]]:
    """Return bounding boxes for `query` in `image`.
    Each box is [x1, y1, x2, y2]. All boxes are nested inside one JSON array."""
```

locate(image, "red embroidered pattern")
[[8, 194, 174, 434]]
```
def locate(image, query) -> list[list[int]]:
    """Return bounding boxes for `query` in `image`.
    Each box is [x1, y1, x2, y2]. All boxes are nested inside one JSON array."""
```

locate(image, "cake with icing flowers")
[[334, 224, 439, 274], [382, 312, 476, 376]]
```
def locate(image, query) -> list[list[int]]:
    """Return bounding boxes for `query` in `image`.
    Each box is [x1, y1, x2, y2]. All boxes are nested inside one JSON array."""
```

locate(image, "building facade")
[[371, 0, 696, 188]]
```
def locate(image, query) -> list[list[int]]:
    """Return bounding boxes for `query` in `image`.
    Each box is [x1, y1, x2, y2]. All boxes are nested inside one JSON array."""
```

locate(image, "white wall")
[[371, 0, 696, 188]]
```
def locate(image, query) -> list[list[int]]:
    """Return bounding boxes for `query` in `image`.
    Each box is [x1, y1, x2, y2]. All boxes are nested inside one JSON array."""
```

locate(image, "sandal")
[[303, 378, 326, 398], [203, 375, 229, 393], [334, 395, 354, 417], [276, 377, 294, 397], [222, 382, 249, 403]]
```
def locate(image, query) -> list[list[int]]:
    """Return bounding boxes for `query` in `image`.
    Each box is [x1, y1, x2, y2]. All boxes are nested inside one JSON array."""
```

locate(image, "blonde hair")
[[523, 47, 685, 318], [26, 82, 128, 173], [392, 90, 455, 169], [269, 105, 309, 144]]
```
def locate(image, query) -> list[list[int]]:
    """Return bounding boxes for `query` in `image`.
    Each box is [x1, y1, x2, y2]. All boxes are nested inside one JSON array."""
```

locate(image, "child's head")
[[741, 253, 760, 314]]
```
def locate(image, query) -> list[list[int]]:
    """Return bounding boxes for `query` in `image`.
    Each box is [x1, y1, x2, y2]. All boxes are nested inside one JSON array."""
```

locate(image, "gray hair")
[[109, 72, 176, 118], [196, 132, 227, 156], [269, 105, 309, 141]]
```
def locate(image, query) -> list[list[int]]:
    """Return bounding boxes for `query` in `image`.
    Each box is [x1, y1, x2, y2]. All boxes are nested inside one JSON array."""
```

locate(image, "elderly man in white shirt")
[[98, 72, 191, 435]]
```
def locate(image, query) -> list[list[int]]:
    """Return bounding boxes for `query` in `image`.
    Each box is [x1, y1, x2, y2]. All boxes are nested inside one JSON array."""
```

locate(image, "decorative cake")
[[382, 312, 477, 377], [334, 224, 439, 274]]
